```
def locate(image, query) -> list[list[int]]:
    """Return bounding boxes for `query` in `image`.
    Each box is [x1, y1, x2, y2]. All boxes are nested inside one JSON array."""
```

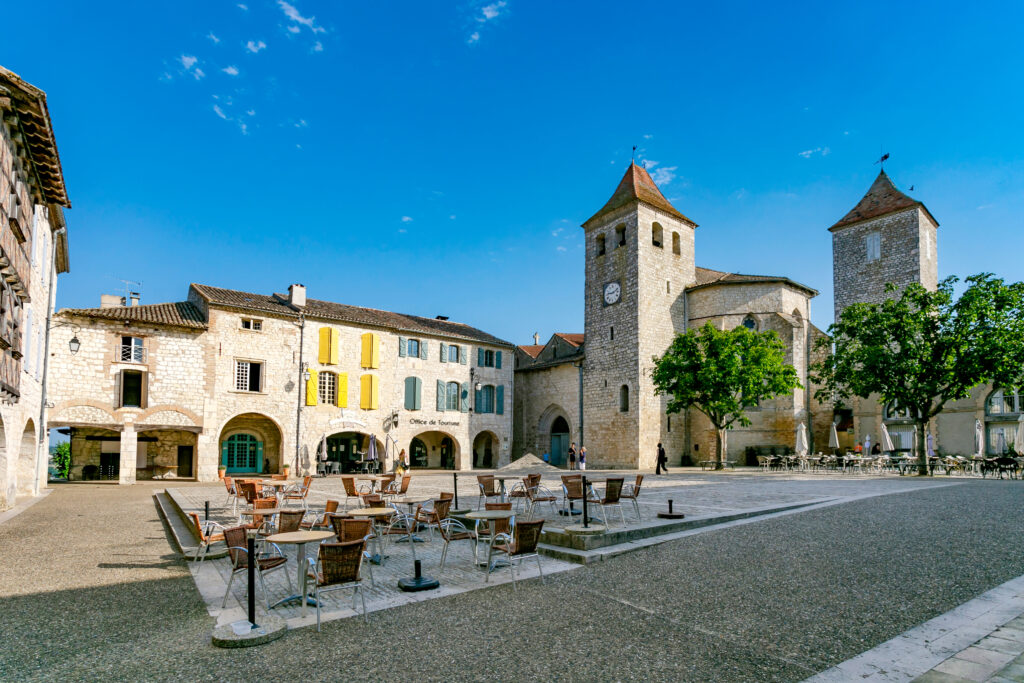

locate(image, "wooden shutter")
[[436, 380, 446, 411], [336, 372, 348, 407], [398, 337, 407, 357], [460, 382, 469, 412], [306, 369, 319, 405], [329, 329, 340, 365], [114, 370, 123, 408], [221, 441, 229, 468], [360, 333, 372, 368], [361, 374, 379, 410], [496, 351, 502, 369], [370, 333, 380, 368], [413, 377, 422, 410], [496, 384, 504, 415], [478, 348, 485, 366], [404, 376, 416, 410], [439, 342, 447, 363], [256, 441, 265, 472], [141, 371, 149, 409], [419, 340, 427, 360], [370, 375, 379, 410], [319, 327, 331, 364], [459, 346, 467, 365]]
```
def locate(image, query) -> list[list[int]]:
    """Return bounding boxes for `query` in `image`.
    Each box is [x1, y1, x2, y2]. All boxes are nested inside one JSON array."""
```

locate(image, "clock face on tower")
[[603, 281, 621, 305]]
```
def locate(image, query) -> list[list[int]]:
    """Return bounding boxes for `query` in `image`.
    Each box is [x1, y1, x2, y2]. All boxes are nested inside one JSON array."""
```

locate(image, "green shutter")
[[414, 377, 422, 410], [436, 380, 445, 411], [440, 342, 447, 363], [496, 384, 504, 415], [257, 441, 265, 472], [474, 386, 482, 413], [460, 382, 470, 412], [459, 346, 467, 365], [221, 442, 229, 468], [496, 351, 502, 369], [419, 341, 428, 360], [404, 376, 416, 410], [398, 337, 407, 357], [478, 348, 485, 366]]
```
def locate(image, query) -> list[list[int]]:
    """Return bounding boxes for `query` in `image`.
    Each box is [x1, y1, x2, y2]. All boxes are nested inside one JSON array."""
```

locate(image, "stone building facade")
[[0, 66, 71, 510], [48, 283, 514, 483], [515, 163, 830, 469], [829, 170, 1007, 458]]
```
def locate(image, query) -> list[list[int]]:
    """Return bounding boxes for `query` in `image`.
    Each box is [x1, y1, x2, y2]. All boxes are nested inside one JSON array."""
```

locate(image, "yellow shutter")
[[370, 375, 379, 410], [360, 374, 371, 409], [329, 328, 340, 365], [318, 328, 331, 364], [370, 333, 380, 368], [360, 333, 372, 368], [306, 369, 319, 406], [336, 372, 348, 407]]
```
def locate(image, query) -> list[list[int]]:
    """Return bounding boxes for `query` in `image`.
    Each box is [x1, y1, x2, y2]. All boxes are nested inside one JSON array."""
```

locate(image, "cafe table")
[[265, 529, 335, 617], [345, 506, 397, 564], [356, 475, 390, 492], [392, 496, 432, 543], [465, 509, 515, 568], [492, 475, 524, 501]]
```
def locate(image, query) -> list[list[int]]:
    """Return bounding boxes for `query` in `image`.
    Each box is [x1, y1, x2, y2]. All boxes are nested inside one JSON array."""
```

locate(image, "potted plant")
[[282, 463, 291, 479], [217, 464, 226, 479]]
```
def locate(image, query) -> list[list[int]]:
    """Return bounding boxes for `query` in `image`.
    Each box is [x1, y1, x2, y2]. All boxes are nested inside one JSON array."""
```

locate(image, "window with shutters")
[[318, 371, 337, 404], [446, 381, 460, 411], [404, 376, 422, 410], [407, 339, 420, 357], [478, 385, 495, 413], [121, 370, 145, 408], [234, 360, 263, 392], [481, 350, 495, 367], [448, 345, 459, 363], [360, 332, 380, 368], [240, 318, 262, 331], [865, 231, 881, 262], [120, 336, 146, 363]]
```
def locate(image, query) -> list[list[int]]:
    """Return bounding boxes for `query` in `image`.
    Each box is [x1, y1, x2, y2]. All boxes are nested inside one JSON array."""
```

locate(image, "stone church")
[[514, 163, 833, 468]]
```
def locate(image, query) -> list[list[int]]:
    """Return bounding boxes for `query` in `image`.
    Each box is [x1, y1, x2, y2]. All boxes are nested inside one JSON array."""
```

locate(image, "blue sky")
[[6, 1, 1023, 340]]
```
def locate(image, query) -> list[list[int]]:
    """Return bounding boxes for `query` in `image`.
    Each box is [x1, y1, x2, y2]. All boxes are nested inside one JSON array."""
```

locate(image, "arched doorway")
[[409, 431, 459, 469], [472, 431, 497, 469], [549, 416, 570, 468], [16, 419, 36, 495], [220, 413, 283, 475], [315, 431, 383, 473]]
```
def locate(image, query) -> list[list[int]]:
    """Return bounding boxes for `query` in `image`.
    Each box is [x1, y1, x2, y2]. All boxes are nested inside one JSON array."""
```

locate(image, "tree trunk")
[[916, 420, 929, 476], [715, 427, 726, 471]]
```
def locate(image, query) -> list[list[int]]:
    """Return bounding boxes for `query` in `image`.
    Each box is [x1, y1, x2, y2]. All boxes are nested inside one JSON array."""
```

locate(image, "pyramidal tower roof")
[[583, 162, 696, 228], [829, 169, 937, 231]]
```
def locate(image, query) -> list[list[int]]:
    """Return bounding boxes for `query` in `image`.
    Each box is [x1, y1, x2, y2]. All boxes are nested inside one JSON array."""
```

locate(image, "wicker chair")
[[301, 500, 340, 530], [188, 512, 225, 566], [360, 493, 384, 507], [524, 476, 558, 519], [328, 516, 376, 585], [560, 475, 584, 515], [474, 502, 512, 562], [341, 476, 367, 510], [221, 525, 291, 609], [437, 509, 475, 569], [277, 509, 306, 534], [485, 519, 545, 588], [306, 540, 368, 629], [506, 474, 535, 512], [223, 476, 240, 513], [378, 474, 397, 496], [413, 497, 452, 542], [284, 475, 314, 509], [477, 475, 502, 509], [237, 480, 259, 508], [619, 475, 644, 522], [380, 503, 419, 560], [590, 478, 627, 528], [384, 474, 411, 499]]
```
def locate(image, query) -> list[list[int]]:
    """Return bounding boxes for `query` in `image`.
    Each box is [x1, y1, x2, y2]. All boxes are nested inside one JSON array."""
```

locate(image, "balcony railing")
[[119, 345, 147, 363]]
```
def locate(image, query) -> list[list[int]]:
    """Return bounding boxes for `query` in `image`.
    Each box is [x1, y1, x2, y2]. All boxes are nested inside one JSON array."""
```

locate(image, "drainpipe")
[[35, 227, 65, 495], [804, 301, 813, 454], [294, 313, 305, 473], [575, 359, 584, 448]]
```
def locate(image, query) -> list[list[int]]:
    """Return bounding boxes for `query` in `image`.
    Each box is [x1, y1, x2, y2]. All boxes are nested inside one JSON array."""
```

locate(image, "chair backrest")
[[477, 475, 498, 495], [252, 497, 276, 525], [323, 499, 340, 517], [223, 476, 235, 493], [318, 540, 365, 585], [342, 476, 358, 497], [361, 493, 383, 506], [331, 516, 373, 542], [277, 509, 305, 533], [604, 478, 624, 504], [301, 475, 313, 491], [439, 492, 454, 501], [485, 502, 513, 536], [381, 474, 396, 488], [562, 476, 583, 499], [271, 474, 288, 481], [238, 481, 258, 505], [511, 519, 545, 555], [527, 473, 541, 489], [188, 512, 206, 541], [633, 474, 643, 494], [399, 474, 411, 494], [223, 526, 250, 568], [432, 497, 452, 521]]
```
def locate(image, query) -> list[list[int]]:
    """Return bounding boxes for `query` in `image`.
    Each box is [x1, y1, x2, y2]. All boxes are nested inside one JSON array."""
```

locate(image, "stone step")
[[154, 490, 227, 561]]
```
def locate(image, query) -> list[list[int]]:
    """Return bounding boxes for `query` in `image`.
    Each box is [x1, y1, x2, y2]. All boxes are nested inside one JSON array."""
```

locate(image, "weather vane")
[[631, 145, 637, 163], [874, 151, 889, 167]]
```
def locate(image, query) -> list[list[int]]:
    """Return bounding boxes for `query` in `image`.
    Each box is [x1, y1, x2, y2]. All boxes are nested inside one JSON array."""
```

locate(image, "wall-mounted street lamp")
[[302, 363, 311, 382], [50, 321, 81, 355], [69, 334, 81, 355]]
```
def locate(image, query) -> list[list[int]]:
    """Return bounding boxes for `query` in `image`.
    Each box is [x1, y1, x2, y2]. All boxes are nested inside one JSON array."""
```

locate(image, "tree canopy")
[[652, 322, 801, 466], [812, 274, 1024, 474]]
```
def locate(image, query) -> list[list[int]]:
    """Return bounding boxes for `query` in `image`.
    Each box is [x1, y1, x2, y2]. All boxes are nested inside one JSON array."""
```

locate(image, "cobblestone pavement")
[[2, 475, 1023, 682]]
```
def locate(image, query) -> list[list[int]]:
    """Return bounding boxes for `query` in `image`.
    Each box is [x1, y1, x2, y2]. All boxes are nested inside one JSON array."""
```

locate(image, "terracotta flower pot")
[[217, 467, 226, 479]]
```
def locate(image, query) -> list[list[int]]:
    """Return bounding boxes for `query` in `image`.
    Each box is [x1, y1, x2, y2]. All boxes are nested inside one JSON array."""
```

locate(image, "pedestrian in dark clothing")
[[656, 443, 668, 474], [568, 442, 577, 471]]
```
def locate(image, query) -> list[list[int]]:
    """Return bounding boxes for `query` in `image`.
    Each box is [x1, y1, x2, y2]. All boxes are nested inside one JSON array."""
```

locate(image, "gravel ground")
[[2, 479, 1022, 682]]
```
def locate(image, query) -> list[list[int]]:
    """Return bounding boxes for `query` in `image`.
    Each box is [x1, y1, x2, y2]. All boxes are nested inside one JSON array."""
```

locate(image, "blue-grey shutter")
[[459, 346, 467, 365], [404, 377, 416, 410], [436, 380, 445, 411], [496, 351, 502, 369], [496, 384, 504, 415], [419, 340, 428, 360], [398, 337, 407, 357], [414, 377, 422, 410], [460, 382, 470, 412], [256, 441, 265, 472], [478, 348, 485, 366], [221, 442, 229, 469], [440, 342, 448, 363], [474, 386, 482, 413]]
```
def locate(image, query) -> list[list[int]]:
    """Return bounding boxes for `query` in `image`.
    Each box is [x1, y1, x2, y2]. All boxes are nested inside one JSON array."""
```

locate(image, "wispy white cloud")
[[193, 68, 206, 80], [278, 0, 326, 33], [398, 228, 408, 234], [294, 119, 308, 128], [222, 65, 240, 76], [246, 109, 256, 116], [650, 166, 677, 186], [732, 188, 748, 200], [246, 40, 267, 53], [449, 215, 456, 220], [311, 41, 323, 52], [556, 246, 567, 252], [213, 104, 228, 120], [643, 133, 653, 140], [466, 1, 507, 44], [467, 31, 480, 45], [237, 3, 248, 9], [977, 204, 994, 210], [207, 32, 220, 44], [401, 216, 413, 223], [287, 25, 300, 34], [798, 147, 830, 159], [180, 55, 198, 70]]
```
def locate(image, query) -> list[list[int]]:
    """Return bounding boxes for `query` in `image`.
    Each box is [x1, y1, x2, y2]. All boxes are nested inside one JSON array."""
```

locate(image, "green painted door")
[[222, 434, 261, 473]]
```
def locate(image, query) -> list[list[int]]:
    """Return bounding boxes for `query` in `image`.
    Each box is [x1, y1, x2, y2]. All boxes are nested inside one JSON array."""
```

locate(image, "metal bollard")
[[453, 472, 459, 509], [205, 500, 210, 521], [582, 475, 589, 528], [668, 499, 673, 514], [247, 535, 257, 627]]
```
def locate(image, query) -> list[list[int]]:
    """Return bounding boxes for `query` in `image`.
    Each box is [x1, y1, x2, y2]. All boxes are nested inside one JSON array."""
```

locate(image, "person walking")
[[656, 443, 667, 475], [568, 442, 577, 471], [578, 446, 587, 471]]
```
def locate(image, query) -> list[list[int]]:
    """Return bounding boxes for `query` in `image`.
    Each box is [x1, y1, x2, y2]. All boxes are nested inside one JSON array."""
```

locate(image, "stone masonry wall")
[[513, 362, 579, 462]]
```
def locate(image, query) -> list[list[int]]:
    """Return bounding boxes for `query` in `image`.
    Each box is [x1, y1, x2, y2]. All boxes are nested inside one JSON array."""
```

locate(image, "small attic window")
[[615, 225, 626, 248]]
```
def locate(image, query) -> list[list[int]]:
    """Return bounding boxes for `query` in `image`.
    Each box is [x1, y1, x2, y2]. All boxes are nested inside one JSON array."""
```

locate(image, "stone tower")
[[580, 163, 696, 468], [830, 170, 939, 321]]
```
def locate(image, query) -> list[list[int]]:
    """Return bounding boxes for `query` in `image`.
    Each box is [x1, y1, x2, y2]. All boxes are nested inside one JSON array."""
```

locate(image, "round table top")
[[493, 474, 527, 481], [346, 507, 396, 517], [394, 496, 431, 505], [465, 510, 515, 520], [261, 481, 291, 488], [266, 530, 334, 544], [356, 475, 390, 481], [239, 507, 287, 515]]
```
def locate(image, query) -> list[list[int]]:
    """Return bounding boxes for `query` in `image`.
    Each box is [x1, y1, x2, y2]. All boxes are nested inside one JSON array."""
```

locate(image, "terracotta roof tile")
[[554, 333, 584, 347], [518, 345, 544, 358], [830, 170, 936, 231], [583, 163, 695, 227], [688, 266, 818, 296], [59, 302, 207, 329]]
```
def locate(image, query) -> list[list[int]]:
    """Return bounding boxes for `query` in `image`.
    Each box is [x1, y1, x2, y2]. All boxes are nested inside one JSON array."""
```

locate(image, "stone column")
[[119, 423, 137, 485], [196, 431, 219, 482]]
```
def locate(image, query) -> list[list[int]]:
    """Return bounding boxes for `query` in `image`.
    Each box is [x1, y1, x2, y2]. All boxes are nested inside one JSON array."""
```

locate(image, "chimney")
[[128, 291, 140, 307], [288, 283, 306, 307], [533, 332, 539, 345], [100, 294, 125, 309]]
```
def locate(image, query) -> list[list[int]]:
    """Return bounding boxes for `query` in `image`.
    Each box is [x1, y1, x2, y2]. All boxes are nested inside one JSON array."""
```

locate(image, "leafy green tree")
[[652, 323, 802, 469], [52, 441, 71, 479], [812, 274, 1024, 475]]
